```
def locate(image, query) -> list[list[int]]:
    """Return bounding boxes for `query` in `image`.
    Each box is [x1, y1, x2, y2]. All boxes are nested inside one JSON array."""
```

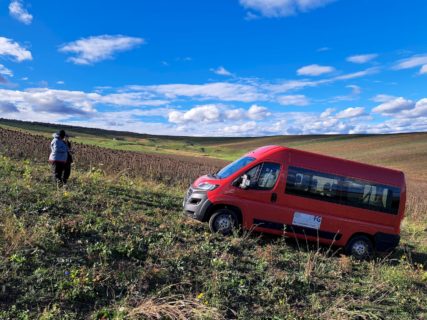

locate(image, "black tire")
[[345, 235, 374, 260], [208, 209, 238, 235]]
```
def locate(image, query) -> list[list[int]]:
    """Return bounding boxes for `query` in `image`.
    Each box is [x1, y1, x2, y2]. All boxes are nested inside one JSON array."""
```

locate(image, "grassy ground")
[[1, 157, 426, 319]]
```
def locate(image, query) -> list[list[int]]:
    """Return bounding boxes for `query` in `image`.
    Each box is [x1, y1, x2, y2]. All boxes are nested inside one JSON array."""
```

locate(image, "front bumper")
[[183, 187, 212, 221]]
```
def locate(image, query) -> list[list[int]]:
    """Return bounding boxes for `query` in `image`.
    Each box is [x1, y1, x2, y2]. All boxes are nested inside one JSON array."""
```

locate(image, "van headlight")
[[197, 182, 218, 191]]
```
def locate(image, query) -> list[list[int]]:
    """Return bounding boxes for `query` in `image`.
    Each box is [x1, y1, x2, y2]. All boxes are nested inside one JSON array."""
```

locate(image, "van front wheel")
[[345, 235, 374, 260], [209, 209, 237, 235]]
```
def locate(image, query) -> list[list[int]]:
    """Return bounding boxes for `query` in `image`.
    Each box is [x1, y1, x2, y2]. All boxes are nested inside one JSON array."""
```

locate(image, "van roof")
[[247, 145, 405, 185]]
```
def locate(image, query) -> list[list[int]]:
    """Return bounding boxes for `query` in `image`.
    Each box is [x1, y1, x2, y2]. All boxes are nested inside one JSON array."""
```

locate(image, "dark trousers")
[[64, 161, 71, 184], [51, 161, 66, 185]]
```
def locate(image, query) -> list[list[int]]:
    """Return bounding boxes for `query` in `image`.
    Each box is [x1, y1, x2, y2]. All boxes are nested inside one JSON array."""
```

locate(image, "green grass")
[[1, 157, 426, 319]]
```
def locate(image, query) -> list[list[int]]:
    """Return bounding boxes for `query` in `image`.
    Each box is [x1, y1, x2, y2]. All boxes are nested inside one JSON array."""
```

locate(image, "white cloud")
[[320, 107, 335, 118], [350, 116, 427, 134], [168, 105, 222, 123], [57, 81, 65, 85], [247, 104, 270, 120], [297, 64, 335, 76], [0, 87, 171, 120], [0, 37, 32, 62], [346, 54, 378, 64], [59, 35, 144, 65], [393, 54, 427, 73], [330, 85, 362, 102], [9, 0, 33, 25], [269, 67, 377, 94], [239, 0, 336, 18], [333, 67, 378, 80], [371, 94, 396, 103], [2, 85, 426, 136], [346, 85, 361, 95], [129, 82, 266, 102], [168, 104, 270, 124], [0, 64, 13, 77], [277, 94, 309, 106], [211, 66, 233, 76], [223, 121, 257, 135], [336, 107, 365, 119], [317, 47, 330, 52], [372, 97, 415, 115], [404, 99, 427, 118], [420, 65, 427, 75], [393, 54, 427, 69]]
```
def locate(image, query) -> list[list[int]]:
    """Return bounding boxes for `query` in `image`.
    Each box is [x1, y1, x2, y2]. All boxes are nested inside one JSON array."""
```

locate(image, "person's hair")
[[58, 129, 66, 138]]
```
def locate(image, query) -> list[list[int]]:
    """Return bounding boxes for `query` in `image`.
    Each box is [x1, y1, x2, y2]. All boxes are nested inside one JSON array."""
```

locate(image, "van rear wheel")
[[345, 235, 374, 260], [209, 209, 237, 235]]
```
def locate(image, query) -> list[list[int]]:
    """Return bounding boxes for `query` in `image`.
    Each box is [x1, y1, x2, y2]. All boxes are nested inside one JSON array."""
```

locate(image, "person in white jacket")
[[48, 130, 69, 186]]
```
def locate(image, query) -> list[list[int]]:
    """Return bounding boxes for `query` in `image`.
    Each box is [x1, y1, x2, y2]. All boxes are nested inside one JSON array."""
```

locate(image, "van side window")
[[286, 166, 341, 203], [285, 166, 401, 215], [245, 162, 281, 190], [341, 177, 400, 214]]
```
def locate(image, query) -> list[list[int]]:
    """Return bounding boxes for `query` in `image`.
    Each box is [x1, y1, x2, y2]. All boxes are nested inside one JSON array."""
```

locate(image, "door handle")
[[271, 193, 277, 203]]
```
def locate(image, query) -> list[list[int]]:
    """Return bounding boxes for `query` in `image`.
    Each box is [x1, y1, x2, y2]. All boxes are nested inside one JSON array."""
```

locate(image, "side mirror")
[[239, 174, 251, 189]]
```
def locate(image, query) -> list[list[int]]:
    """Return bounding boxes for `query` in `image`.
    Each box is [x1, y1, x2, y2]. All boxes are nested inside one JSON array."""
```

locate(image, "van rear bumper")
[[183, 187, 212, 222], [374, 233, 400, 252]]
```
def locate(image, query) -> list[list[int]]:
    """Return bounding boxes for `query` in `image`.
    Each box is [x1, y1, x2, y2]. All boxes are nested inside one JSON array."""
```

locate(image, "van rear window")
[[285, 166, 401, 215]]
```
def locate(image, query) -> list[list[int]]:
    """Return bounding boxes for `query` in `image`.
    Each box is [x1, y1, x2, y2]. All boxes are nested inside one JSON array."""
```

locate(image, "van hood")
[[192, 174, 221, 189]]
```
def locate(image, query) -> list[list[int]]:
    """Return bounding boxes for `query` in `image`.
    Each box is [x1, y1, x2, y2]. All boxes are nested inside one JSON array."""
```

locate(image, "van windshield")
[[216, 156, 256, 179]]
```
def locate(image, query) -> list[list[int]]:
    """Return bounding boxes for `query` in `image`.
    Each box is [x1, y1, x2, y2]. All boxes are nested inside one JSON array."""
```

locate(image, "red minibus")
[[183, 145, 406, 259]]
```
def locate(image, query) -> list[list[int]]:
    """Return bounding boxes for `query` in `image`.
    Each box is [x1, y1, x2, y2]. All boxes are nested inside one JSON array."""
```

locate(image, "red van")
[[183, 145, 406, 259]]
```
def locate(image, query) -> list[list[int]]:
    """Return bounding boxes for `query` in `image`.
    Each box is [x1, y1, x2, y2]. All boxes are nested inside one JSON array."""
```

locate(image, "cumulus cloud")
[[420, 65, 427, 75], [369, 96, 427, 119], [59, 35, 145, 65], [239, 0, 337, 18], [297, 64, 335, 76], [320, 108, 335, 118], [211, 66, 233, 76], [9, 0, 33, 25], [0, 37, 32, 62], [372, 97, 415, 115], [168, 104, 270, 124], [393, 54, 427, 74], [247, 104, 270, 120], [404, 99, 427, 118], [277, 94, 309, 106], [223, 121, 257, 134], [335, 107, 365, 119], [346, 54, 378, 64], [168, 105, 222, 123]]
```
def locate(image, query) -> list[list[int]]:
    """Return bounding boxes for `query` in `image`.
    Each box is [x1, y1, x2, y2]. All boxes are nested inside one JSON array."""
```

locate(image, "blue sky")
[[0, 0, 427, 136]]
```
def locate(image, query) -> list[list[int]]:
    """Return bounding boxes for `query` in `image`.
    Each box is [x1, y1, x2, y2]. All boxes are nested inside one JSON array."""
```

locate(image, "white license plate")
[[292, 212, 322, 230]]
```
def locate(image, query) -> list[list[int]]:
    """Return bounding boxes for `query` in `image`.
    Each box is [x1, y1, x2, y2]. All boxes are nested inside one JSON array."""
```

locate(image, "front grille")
[[183, 187, 193, 207], [186, 187, 193, 199]]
